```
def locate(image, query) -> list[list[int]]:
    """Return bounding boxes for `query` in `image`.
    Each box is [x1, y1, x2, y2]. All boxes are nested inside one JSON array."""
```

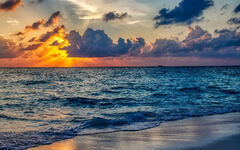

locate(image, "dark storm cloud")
[[234, 4, 240, 13], [153, 0, 214, 27], [228, 17, 240, 25], [44, 11, 61, 27], [0, 0, 22, 11], [2, 25, 240, 60], [140, 26, 240, 58], [64, 26, 240, 59], [64, 28, 131, 57], [103, 11, 129, 22], [64, 28, 145, 57], [211, 29, 240, 50], [128, 38, 146, 56]]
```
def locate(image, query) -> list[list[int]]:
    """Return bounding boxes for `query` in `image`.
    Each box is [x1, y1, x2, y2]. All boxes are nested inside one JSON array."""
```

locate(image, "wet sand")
[[29, 113, 240, 150]]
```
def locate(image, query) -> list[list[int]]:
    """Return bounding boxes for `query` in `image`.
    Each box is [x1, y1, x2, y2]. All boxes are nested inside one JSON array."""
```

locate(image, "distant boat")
[[157, 65, 164, 67]]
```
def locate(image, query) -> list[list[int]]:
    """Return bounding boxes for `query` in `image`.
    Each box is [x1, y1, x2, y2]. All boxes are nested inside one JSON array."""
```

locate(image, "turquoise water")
[[0, 67, 239, 149]]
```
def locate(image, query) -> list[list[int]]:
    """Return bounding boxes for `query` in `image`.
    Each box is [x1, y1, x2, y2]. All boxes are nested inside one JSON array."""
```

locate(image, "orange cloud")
[[16, 19, 46, 36], [0, 0, 23, 12], [13, 24, 95, 67], [15, 11, 61, 37], [44, 11, 62, 27]]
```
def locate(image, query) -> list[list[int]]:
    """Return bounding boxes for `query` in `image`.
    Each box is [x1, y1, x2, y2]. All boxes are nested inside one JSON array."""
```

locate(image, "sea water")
[[0, 67, 239, 149]]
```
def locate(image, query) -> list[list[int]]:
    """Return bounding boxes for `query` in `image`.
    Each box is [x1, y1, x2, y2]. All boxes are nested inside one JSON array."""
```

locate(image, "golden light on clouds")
[[0, 23, 94, 67], [22, 27, 94, 67]]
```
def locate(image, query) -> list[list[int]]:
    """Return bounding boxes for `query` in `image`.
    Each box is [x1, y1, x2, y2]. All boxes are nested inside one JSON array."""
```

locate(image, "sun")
[[27, 28, 94, 67]]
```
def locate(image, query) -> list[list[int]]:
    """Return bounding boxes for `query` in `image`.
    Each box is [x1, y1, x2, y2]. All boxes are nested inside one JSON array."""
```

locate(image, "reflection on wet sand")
[[29, 113, 240, 150]]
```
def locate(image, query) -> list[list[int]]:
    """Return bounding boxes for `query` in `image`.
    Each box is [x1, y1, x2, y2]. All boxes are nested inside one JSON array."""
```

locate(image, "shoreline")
[[29, 112, 240, 150]]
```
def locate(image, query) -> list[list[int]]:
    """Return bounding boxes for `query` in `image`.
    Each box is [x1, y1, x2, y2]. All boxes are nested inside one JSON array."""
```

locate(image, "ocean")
[[0, 67, 239, 150]]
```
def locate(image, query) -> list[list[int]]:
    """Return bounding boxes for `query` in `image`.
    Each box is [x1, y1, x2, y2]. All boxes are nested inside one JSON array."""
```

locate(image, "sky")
[[0, 0, 240, 67]]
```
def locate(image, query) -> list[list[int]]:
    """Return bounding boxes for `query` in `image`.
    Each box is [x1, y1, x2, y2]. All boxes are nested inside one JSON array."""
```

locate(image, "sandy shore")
[[29, 113, 240, 150]]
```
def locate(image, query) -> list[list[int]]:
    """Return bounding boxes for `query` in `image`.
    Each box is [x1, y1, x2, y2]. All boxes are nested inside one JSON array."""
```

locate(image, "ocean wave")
[[17, 80, 50, 86], [0, 114, 42, 122], [221, 89, 239, 95], [61, 97, 138, 108], [178, 87, 204, 93], [152, 93, 167, 98], [1, 67, 240, 149], [1, 110, 240, 150], [93, 111, 162, 128]]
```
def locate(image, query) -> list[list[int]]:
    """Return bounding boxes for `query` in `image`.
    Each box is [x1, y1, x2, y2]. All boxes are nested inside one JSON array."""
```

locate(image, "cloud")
[[0, 36, 20, 58], [153, 0, 214, 27], [139, 26, 240, 58], [26, 19, 45, 30], [63, 26, 240, 59], [228, 17, 240, 25], [38, 0, 44, 3], [6, 17, 19, 25], [15, 31, 24, 36], [103, 11, 129, 22], [127, 20, 141, 25], [0, 0, 23, 11], [19, 43, 42, 51], [220, 4, 228, 15], [185, 26, 211, 41], [62, 0, 97, 13], [50, 41, 61, 46], [31, 0, 44, 4], [220, 4, 228, 11], [0, 10, 67, 60], [39, 25, 65, 42], [183, 25, 212, 51], [212, 29, 240, 49], [44, 11, 62, 27], [79, 14, 102, 20], [141, 39, 184, 57], [15, 19, 45, 36], [15, 12, 61, 36], [2, 8, 240, 62], [64, 28, 131, 57], [64, 28, 147, 57], [234, 4, 240, 13], [128, 38, 145, 56], [28, 37, 37, 42]]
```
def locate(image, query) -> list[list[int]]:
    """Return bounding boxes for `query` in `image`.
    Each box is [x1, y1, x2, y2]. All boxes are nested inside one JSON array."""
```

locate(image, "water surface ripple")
[[0, 67, 239, 149]]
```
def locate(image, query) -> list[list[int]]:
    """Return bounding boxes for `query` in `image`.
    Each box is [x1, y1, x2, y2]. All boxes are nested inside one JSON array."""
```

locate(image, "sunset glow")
[[0, 0, 240, 67]]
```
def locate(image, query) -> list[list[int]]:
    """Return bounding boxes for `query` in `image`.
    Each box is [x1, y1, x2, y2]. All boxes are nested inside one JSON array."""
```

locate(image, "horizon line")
[[0, 65, 240, 68]]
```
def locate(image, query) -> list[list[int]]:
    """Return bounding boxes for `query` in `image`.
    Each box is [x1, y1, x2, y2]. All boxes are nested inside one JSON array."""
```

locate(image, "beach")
[[29, 112, 240, 150]]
